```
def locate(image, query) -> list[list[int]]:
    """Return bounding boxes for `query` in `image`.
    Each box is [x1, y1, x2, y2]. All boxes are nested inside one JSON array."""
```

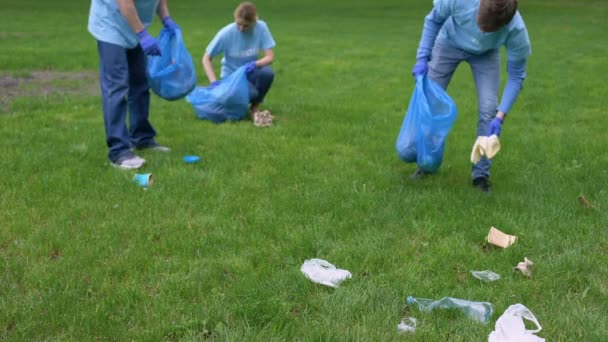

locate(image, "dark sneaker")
[[135, 142, 171, 152], [410, 168, 429, 180], [472, 177, 491, 193]]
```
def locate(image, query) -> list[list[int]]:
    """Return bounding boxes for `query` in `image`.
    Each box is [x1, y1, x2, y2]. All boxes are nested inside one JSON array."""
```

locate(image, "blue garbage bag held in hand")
[[185, 65, 250, 123], [396, 75, 457, 173], [146, 28, 196, 101]]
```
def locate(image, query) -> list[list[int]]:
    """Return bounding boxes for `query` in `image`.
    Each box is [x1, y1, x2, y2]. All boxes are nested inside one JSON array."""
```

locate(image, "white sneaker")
[[112, 155, 146, 170]]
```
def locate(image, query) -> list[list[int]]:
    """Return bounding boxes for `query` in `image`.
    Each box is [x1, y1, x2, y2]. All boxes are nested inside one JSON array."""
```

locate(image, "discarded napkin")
[[513, 257, 534, 278], [300, 258, 352, 288], [471, 135, 501, 164]]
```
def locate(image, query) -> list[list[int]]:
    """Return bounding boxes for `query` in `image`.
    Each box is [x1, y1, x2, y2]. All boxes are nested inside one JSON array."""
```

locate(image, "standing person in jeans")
[[88, 0, 179, 169], [202, 2, 276, 123], [411, 0, 531, 192]]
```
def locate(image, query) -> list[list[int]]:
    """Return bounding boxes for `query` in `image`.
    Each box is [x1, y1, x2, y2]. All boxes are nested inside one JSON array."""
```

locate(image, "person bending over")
[[411, 0, 531, 192], [202, 2, 276, 121]]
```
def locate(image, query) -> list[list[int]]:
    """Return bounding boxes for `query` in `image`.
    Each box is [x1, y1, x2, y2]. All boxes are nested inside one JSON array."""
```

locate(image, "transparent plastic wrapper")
[[146, 28, 196, 101], [396, 75, 457, 173], [406, 295, 493, 323], [300, 259, 352, 288], [489, 304, 544, 342], [186, 66, 250, 123], [471, 270, 501, 282]]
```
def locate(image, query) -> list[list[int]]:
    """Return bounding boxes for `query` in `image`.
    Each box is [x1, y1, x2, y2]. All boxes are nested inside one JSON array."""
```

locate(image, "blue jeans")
[[428, 40, 500, 180], [246, 66, 274, 105], [97, 41, 157, 163]]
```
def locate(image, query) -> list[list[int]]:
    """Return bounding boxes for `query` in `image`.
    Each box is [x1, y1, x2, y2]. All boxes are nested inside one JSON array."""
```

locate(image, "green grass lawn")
[[1, 0, 607, 340]]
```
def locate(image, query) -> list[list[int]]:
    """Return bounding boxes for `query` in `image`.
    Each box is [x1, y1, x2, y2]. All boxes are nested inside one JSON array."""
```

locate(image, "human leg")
[[247, 66, 275, 113], [126, 46, 159, 149], [97, 41, 143, 164], [468, 49, 500, 182]]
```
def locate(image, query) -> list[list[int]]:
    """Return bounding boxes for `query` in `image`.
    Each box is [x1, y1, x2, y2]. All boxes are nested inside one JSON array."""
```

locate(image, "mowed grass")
[[1, 0, 607, 340]]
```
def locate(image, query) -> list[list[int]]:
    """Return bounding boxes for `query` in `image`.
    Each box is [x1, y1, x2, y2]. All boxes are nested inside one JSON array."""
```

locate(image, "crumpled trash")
[[254, 110, 274, 127], [487, 226, 517, 248], [471, 135, 501, 164], [489, 304, 544, 342], [300, 259, 352, 288], [471, 270, 501, 282], [513, 257, 534, 278], [397, 317, 417, 334]]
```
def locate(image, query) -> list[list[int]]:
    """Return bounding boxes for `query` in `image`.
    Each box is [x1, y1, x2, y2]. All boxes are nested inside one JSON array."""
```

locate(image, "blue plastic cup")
[[134, 173, 153, 187]]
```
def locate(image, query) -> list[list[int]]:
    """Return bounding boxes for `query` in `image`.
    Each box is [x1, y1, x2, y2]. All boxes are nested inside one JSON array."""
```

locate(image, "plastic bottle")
[[406, 295, 494, 323]]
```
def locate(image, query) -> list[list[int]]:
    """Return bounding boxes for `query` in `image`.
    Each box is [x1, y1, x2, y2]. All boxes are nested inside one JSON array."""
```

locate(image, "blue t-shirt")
[[418, 0, 531, 62], [88, 0, 159, 48], [206, 20, 276, 78]]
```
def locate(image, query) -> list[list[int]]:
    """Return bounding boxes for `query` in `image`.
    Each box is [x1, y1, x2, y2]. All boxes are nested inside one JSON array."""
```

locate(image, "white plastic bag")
[[488, 304, 544, 342], [300, 259, 352, 288]]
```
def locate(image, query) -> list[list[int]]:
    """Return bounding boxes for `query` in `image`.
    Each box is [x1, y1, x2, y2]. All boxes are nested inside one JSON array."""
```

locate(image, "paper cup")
[[134, 173, 153, 187]]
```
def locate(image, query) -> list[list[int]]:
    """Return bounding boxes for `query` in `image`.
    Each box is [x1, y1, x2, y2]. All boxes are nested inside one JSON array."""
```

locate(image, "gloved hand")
[[245, 61, 257, 74], [136, 29, 161, 56], [162, 16, 180, 32], [487, 117, 503, 136], [208, 80, 220, 88], [412, 58, 428, 77]]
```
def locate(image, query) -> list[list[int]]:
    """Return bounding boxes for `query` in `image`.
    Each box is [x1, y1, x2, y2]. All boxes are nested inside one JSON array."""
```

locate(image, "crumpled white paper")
[[300, 258, 352, 288], [471, 135, 501, 164], [489, 304, 544, 342]]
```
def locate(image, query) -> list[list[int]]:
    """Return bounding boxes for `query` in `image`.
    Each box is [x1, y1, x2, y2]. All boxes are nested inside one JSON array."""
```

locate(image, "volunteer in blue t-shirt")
[[202, 2, 276, 121], [411, 0, 531, 193], [88, 0, 179, 169]]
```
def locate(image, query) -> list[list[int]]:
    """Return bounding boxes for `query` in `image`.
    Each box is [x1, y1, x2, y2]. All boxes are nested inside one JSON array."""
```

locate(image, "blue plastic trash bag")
[[185, 66, 250, 123], [396, 75, 457, 173], [146, 28, 196, 101]]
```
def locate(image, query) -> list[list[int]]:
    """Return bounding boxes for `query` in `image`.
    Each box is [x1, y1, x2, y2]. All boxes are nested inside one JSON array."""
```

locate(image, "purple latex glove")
[[245, 61, 257, 74], [136, 29, 161, 56], [487, 117, 503, 136], [162, 16, 180, 32], [412, 58, 428, 77], [208, 80, 220, 88]]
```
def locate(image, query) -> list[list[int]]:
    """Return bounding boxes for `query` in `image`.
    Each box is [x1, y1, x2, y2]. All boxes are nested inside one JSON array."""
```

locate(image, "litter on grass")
[[471, 270, 501, 282], [578, 194, 591, 208], [300, 258, 352, 288], [397, 317, 417, 334], [489, 304, 545, 342], [513, 257, 534, 278], [487, 226, 517, 248], [406, 295, 494, 323], [133, 173, 153, 188], [253, 110, 274, 127]]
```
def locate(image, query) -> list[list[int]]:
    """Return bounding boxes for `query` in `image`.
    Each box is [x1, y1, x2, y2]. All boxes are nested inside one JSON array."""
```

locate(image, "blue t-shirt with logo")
[[206, 20, 276, 78], [88, 0, 159, 48]]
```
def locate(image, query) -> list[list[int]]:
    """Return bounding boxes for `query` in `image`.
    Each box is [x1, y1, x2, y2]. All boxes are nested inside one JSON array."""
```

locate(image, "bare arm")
[[202, 52, 217, 83], [156, 0, 170, 19], [254, 49, 274, 68], [115, 0, 144, 33]]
